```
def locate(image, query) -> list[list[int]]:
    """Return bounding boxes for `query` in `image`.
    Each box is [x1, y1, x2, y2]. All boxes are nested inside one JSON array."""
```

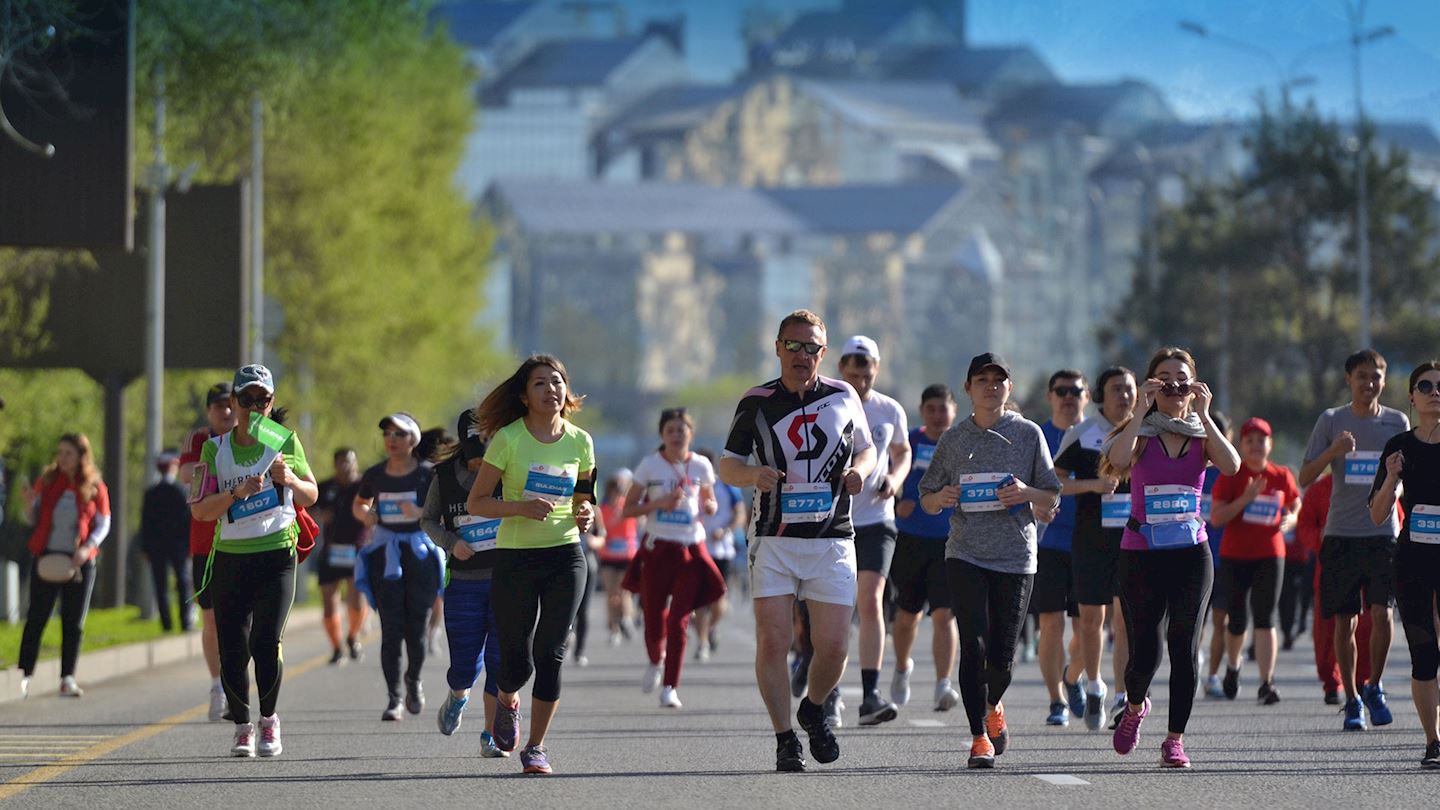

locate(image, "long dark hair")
[[656, 407, 694, 453], [474, 354, 584, 436], [40, 433, 101, 503]]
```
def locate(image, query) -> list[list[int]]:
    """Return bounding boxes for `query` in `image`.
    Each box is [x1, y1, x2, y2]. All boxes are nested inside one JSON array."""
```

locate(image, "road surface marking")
[[907, 718, 945, 727], [1034, 774, 1090, 786]]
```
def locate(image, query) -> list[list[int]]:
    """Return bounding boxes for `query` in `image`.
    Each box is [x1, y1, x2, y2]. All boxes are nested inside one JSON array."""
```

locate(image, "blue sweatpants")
[[444, 578, 499, 696]]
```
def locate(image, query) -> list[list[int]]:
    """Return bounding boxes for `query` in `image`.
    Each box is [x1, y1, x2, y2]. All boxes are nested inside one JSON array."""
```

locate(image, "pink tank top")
[[1121, 434, 1210, 551]]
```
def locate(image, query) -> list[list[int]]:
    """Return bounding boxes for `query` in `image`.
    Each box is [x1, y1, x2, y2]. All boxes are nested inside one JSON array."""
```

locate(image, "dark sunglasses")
[[382, 430, 412, 440], [781, 339, 825, 356], [1159, 381, 1191, 397], [1051, 385, 1086, 398], [1415, 380, 1440, 396], [236, 391, 273, 408]]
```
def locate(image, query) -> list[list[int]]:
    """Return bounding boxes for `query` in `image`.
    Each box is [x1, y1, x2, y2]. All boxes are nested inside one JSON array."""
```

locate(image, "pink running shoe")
[[1112, 697, 1150, 755], [1160, 738, 1191, 768]]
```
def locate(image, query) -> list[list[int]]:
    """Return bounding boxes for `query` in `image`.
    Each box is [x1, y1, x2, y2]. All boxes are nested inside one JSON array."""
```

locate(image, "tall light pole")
[[145, 65, 167, 486], [1345, 0, 1395, 349]]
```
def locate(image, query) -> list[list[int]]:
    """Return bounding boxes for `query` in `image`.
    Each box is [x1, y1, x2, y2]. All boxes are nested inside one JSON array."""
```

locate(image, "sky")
[[620, 0, 1440, 132]]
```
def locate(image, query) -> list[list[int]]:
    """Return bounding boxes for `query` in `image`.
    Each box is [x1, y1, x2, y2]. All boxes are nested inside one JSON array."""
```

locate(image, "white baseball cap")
[[841, 335, 880, 361]]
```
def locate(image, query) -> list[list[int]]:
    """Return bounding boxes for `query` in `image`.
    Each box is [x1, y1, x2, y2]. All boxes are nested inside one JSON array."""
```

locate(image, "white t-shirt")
[[633, 451, 716, 544], [850, 391, 909, 528]]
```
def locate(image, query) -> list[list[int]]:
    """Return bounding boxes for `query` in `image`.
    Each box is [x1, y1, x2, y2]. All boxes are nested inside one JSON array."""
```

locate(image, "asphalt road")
[[2, 588, 1436, 809]]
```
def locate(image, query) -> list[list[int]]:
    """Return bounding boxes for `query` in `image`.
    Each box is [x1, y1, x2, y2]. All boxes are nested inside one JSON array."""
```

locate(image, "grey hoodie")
[[918, 410, 1061, 574]]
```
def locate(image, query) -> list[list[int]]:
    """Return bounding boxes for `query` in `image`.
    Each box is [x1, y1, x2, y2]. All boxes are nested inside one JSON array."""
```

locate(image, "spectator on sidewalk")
[[142, 451, 193, 632]]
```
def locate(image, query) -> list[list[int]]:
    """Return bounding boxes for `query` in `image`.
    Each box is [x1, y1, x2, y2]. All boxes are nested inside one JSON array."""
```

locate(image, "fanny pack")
[[1125, 516, 1204, 550]]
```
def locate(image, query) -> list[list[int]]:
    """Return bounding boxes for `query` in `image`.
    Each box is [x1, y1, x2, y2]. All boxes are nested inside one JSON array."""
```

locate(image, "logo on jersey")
[[787, 413, 828, 461]]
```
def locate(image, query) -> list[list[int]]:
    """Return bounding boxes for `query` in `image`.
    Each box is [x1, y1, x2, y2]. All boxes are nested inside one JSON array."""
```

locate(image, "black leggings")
[[572, 549, 598, 658], [945, 558, 1033, 736], [1277, 557, 1313, 638], [210, 547, 296, 724], [366, 543, 441, 699], [18, 560, 96, 678], [1222, 556, 1283, 635], [1118, 543, 1212, 734], [492, 543, 587, 702], [1395, 542, 1440, 682]]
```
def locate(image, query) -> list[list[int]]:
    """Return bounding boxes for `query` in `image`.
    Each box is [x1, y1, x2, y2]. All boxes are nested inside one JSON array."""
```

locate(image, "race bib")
[[959, 473, 1008, 513], [912, 444, 936, 472], [1344, 451, 1381, 485], [780, 482, 835, 523], [1242, 492, 1283, 526], [655, 507, 695, 526], [455, 514, 501, 552], [1143, 485, 1199, 525], [1101, 493, 1131, 528], [377, 491, 418, 525], [228, 487, 281, 525], [524, 464, 575, 504], [1408, 504, 1440, 545], [326, 544, 357, 568]]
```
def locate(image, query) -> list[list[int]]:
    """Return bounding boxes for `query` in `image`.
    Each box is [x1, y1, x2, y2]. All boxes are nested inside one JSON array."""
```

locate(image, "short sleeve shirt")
[[199, 430, 311, 553], [357, 462, 432, 535], [484, 418, 596, 550], [849, 392, 908, 528], [632, 451, 716, 544], [1303, 405, 1408, 538], [1213, 462, 1300, 560]]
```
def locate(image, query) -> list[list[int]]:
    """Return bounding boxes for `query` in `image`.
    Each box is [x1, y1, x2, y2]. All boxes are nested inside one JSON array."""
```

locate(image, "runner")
[[625, 407, 725, 708], [1209, 417, 1300, 704], [190, 364, 318, 757], [597, 469, 638, 646], [1054, 367, 1136, 731], [1299, 349, 1408, 731], [1201, 413, 1235, 699], [17, 433, 112, 700], [1105, 347, 1239, 768], [836, 335, 911, 726], [1297, 473, 1375, 703], [919, 353, 1061, 769], [571, 509, 601, 668], [178, 382, 239, 719], [717, 309, 875, 773], [314, 447, 369, 664], [696, 448, 746, 660], [466, 354, 596, 775], [423, 408, 507, 758], [1368, 360, 1440, 768], [353, 412, 442, 722], [1034, 369, 1088, 727], [890, 384, 961, 713]]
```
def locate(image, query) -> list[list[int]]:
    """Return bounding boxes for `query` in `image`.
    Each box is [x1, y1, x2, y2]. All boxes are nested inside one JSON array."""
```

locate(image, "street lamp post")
[[1345, 2, 1396, 349]]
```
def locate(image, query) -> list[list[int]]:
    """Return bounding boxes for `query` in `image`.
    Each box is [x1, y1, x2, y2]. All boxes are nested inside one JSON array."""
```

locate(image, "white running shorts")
[[748, 535, 857, 606]]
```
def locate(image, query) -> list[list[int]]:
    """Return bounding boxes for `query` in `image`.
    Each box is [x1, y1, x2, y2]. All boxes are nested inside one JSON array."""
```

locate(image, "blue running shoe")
[[480, 730, 510, 758], [1363, 683, 1394, 726], [1343, 697, 1367, 731], [1065, 676, 1086, 719], [437, 692, 468, 736], [1046, 700, 1069, 727]]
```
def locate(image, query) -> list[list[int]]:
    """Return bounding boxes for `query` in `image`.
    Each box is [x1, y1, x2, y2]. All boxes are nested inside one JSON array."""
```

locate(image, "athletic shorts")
[[713, 557, 732, 583], [1071, 528, 1121, 606], [599, 559, 630, 574], [191, 554, 213, 610], [890, 532, 949, 615], [316, 543, 359, 586], [1031, 547, 1079, 617], [1220, 556, 1283, 633], [854, 522, 897, 577], [749, 536, 856, 606], [1319, 535, 1396, 618]]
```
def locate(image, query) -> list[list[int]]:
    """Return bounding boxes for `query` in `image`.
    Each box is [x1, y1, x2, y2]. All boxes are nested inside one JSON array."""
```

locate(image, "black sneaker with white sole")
[[796, 696, 840, 764], [858, 695, 898, 726]]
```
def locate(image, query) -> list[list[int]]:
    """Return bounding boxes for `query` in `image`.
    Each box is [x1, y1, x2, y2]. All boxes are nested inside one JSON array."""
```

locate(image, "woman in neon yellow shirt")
[[467, 354, 596, 775]]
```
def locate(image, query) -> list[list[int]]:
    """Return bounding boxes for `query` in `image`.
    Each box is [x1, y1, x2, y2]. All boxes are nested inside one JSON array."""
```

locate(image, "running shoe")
[[1363, 682, 1394, 726], [777, 733, 806, 772], [231, 722, 257, 757], [381, 698, 404, 722], [1324, 690, 1342, 705], [1046, 700, 1069, 727], [1108, 693, 1128, 731], [891, 659, 913, 706], [347, 637, 364, 662], [1204, 673, 1225, 699], [823, 688, 844, 729], [696, 645, 711, 663], [1342, 697, 1367, 731], [1422, 740, 1440, 770], [520, 744, 552, 774], [493, 699, 521, 752], [934, 679, 959, 712], [18, 676, 28, 700], [796, 696, 840, 764], [609, 631, 623, 648], [1222, 666, 1240, 700], [1160, 737, 1190, 768], [437, 692, 468, 735], [576, 655, 589, 667], [967, 735, 996, 769], [1084, 681, 1108, 731], [660, 686, 682, 709], [328, 647, 343, 665], [642, 662, 663, 694], [480, 730, 510, 758], [405, 678, 425, 715], [1112, 697, 1150, 755], [789, 654, 810, 699], [208, 686, 228, 722], [1258, 683, 1281, 706], [58, 676, 83, 698], [985, 702, 1008, 756], [1065, 675, 1086, 718], [257, 715, 282, 758], [858, 695, 898, 726]]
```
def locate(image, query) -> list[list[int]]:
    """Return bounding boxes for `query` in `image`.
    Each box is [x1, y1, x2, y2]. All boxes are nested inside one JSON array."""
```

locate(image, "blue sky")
[[622, 0, 1440, 131]]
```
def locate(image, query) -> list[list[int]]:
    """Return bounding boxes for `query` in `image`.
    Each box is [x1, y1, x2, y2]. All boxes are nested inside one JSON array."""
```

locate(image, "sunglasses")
[[383, 430, 413, 440], [1415, 380, 1440, 396], [1159, 381, 1191, 397], [1051, 385, 1086, 398], [781, 339, 825, 356], [236, 391, 273, 408]]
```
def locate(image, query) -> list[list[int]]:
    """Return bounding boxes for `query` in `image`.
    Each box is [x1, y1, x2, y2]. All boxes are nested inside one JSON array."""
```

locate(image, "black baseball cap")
[[967, 352, 1011, 381], [206, 382, 233, 405], [456, 408, 486, 462]]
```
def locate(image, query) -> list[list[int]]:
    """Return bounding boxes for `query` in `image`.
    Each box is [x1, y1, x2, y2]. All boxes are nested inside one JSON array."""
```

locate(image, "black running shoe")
[[776, 734, 806, 772], [1223, 666, 1240, 700], [1423, 740, 1440, 770], [1258, 683, 1281, 706], [796, 697, 840, 764], [328, 647, 344, 665], [858, 695, 898, 726], [347, 637, 364, 662], [405, 678, 425, 715]]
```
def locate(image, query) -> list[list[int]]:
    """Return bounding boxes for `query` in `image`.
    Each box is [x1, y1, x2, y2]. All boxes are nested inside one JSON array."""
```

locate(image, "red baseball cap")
[[1240, 417, 1272, 438]]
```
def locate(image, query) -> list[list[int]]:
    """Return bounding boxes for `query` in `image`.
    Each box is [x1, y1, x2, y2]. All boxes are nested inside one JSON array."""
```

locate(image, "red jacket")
[[28, 473, 111, 560]]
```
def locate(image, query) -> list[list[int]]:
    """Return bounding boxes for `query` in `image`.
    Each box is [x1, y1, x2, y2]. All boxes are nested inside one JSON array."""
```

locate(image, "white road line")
[[1033, 774, 1090, 786], [907, 718, 945, 727]]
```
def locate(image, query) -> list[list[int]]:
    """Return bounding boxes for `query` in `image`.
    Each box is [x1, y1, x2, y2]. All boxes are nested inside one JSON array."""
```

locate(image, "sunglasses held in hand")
[[1159, 382, 1191, 397]]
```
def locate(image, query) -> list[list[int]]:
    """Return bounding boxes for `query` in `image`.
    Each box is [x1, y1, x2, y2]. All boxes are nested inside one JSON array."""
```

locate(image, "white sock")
[[212, 677, 223, 689], [1087, 679, 1106, 696]]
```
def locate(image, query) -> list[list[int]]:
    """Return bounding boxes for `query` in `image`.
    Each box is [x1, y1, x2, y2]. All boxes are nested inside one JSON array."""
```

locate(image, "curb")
[[1, 606, 323, 703]]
